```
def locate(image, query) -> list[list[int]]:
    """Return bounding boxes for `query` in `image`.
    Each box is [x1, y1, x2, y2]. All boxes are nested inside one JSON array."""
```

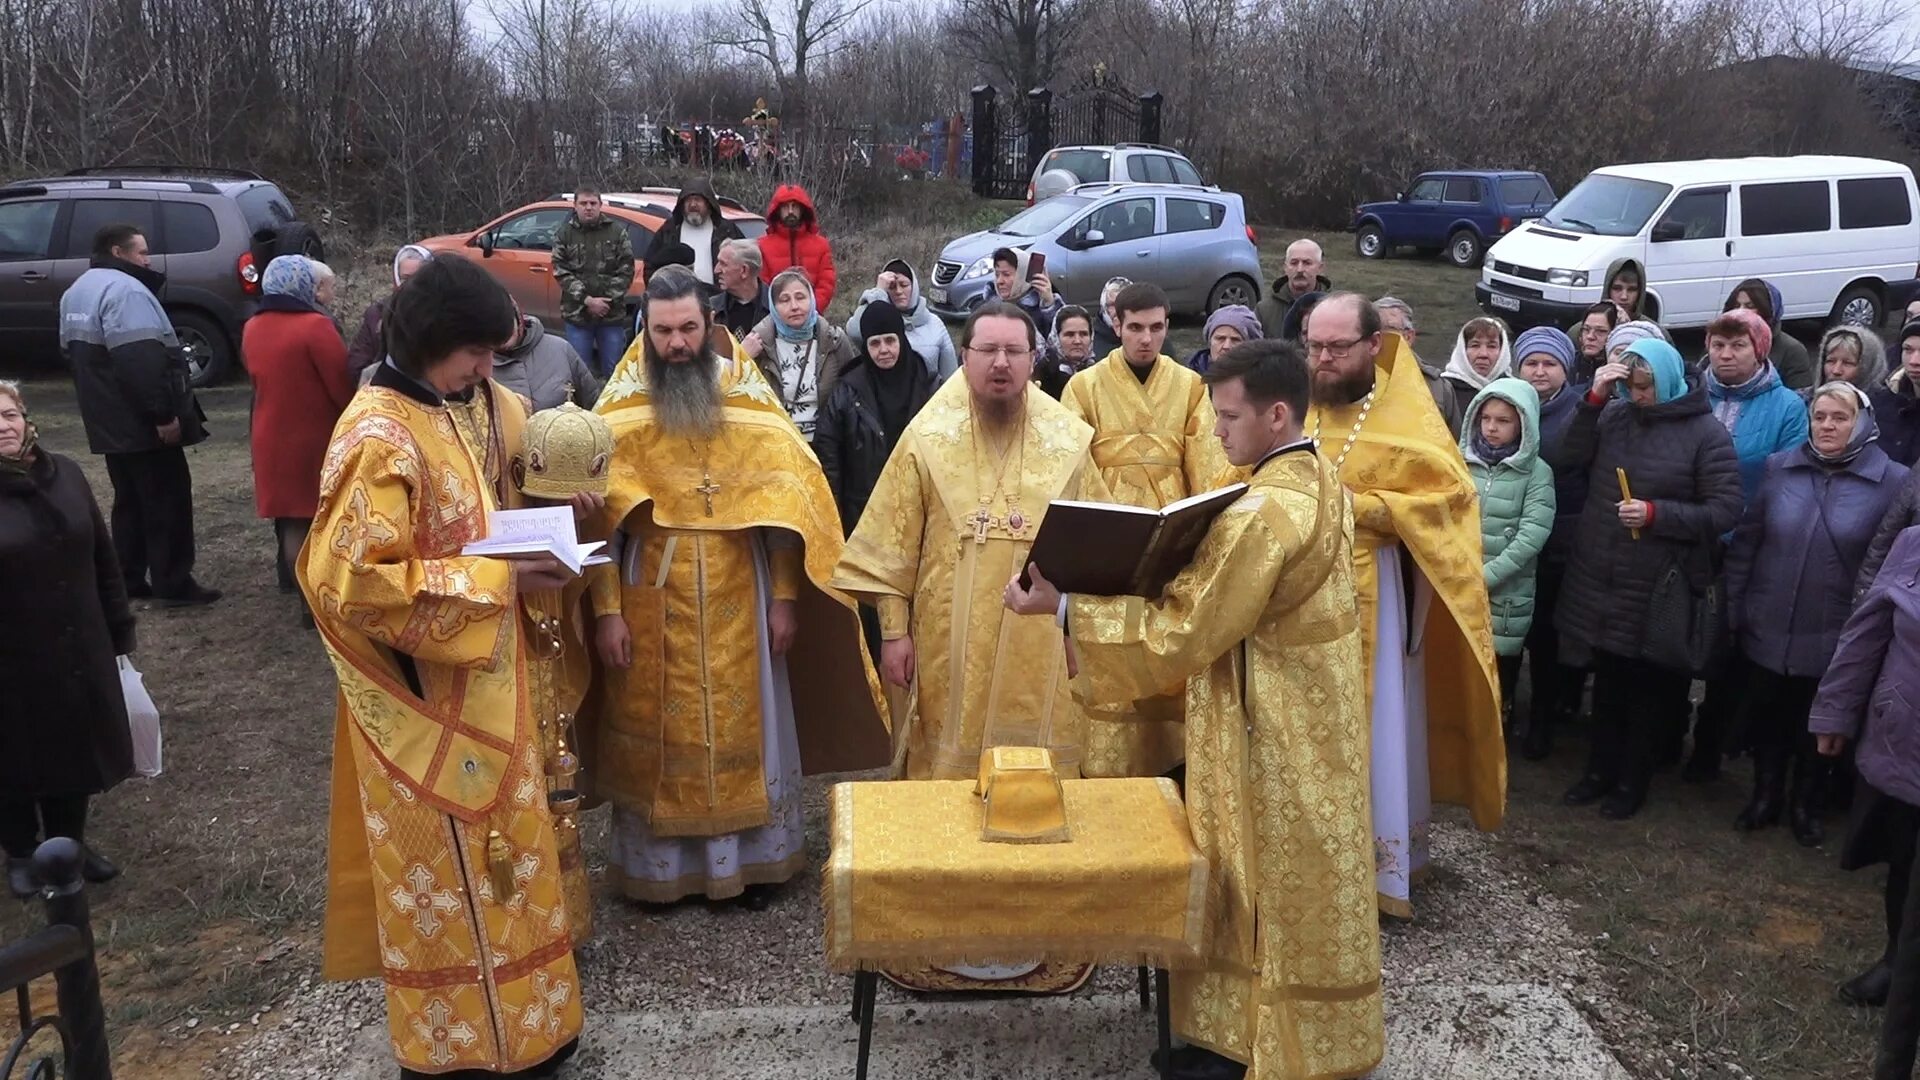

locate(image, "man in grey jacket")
[[61, 223, 218, 607], [492, 313, 604, 411]]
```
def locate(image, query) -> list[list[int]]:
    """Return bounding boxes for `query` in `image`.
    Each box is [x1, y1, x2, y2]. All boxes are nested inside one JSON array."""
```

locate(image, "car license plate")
[[928, 287, 948, 305], [1489, 293, 1521, 312]]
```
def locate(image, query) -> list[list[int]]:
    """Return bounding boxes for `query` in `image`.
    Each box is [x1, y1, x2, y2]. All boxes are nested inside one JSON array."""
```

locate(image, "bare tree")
[[709, 0, 878, 140], [947, 0, 1093, 98]]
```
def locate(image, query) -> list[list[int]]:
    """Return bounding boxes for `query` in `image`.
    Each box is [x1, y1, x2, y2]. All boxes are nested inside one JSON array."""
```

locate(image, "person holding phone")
[[990, 246, 1062, 327]]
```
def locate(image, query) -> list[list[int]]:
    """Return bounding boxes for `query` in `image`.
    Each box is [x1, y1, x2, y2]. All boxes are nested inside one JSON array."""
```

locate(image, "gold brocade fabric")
[[301, 383, 583, 1073], [829, 378, 1112, 779], [823, 778, 1207, 970], [589, 348, 891, 829], [1067, 450, 1384, 1080], [1303, 334, 1506, 835], [1060, 350, 1232, 777]]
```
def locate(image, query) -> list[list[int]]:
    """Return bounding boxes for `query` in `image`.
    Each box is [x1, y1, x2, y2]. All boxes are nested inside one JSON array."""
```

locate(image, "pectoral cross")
[[965, 503, 998, 545], [695, 471, 721, 516]]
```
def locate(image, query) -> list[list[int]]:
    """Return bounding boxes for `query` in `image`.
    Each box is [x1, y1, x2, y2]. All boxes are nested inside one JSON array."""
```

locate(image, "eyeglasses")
[[966, 345, 1032, 361], [1304, 337, 1365, 359]]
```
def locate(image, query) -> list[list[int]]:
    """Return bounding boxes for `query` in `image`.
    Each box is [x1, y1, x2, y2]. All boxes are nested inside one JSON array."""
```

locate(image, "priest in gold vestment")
[[831, 300, 1113, 781], [301, 256, 583, 1077], [1059, 281, 1232, 778], [1009, 339, 1382, 1080], [1302, 293, 1505, 919], [588, 270, 890, 906]]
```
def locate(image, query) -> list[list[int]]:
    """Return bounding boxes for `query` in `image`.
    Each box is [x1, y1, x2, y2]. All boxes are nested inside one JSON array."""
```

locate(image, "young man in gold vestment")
[[1060, 281, 1232, 778], [830, 301, 1112, 781], [1009, 339, 1383, 1080], [1302, 293, 1506, 919], [300, 256, 584, 1077], [588, 270, 890, 908]]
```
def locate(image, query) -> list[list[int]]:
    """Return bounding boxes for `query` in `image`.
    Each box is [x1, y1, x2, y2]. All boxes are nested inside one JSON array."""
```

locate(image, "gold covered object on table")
[[516, 400, 613, 499], [975, 746, 1069, 844]]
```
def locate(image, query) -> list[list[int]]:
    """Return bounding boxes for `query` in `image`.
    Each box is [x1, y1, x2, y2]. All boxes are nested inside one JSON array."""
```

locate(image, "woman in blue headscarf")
[[744, 268, 855, 441], [242, 255, 351, 608], [1547, 338, 1744, 820]]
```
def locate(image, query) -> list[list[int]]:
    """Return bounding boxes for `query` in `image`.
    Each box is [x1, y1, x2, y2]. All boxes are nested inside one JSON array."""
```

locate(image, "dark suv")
[[1351, 170, 1556, 268], [0, 167, 325, 386]]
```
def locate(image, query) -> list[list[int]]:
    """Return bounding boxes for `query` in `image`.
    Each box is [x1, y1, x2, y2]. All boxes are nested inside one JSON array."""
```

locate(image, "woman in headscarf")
[[1604, 319, 1667, 366], [1036, 305, 1097, 399], [813, 300, 935, 656], [242, 255, 353, 605], [1549, 338, 1742, 820], [1184, 304, 1262, 376], [1726, 384, 1907, 845], [1817, 325, 1891, 400], [0, 381, 136, 897], [1725, 278, 1815, 391], [346, 243, 431, 379], [743, 268, 856, 441], [1438, 316, 1515, 434], [1091, 275, 1130, 358]]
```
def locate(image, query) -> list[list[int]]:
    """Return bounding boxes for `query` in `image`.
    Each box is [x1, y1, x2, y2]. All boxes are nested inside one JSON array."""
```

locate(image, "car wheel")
[[1207, 275, 1258, 313], [1832, 284, 1882, 328], [172, 310, 233, 388], [271, 222, 325, 262], [1355, 224, 1387, 260], [1446, 229, 1483, 269]]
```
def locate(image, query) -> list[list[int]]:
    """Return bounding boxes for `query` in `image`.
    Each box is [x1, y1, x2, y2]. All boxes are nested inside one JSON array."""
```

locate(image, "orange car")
[[417, 189, 767, 329]]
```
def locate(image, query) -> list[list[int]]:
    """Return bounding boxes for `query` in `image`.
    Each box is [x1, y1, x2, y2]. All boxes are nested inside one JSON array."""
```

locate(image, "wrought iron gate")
[[970, 68, 1167, 200]]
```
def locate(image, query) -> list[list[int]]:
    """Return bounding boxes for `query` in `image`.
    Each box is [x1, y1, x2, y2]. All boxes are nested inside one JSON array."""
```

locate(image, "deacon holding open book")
[[1059, 281, 1233, 779], [1302, 293, 1505, 918], [1007, 339, 1384, 1080], [587, 269, 889, 908]]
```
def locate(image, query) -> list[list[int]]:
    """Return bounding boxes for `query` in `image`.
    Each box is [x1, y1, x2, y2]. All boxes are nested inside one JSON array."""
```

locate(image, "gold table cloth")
[[825, 778, 1209, 972]]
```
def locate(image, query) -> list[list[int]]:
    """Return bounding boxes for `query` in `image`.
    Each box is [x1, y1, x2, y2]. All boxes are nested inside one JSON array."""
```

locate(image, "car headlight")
[[961, 255, 994, 280], [1547, 268, 1588, 287]]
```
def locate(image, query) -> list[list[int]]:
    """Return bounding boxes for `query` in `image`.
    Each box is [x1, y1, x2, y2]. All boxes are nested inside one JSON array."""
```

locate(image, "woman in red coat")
[[243, 255, 352, 600]]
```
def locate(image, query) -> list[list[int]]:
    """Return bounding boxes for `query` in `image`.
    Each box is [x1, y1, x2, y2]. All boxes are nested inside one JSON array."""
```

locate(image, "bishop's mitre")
[[516, 400, 614, 499]]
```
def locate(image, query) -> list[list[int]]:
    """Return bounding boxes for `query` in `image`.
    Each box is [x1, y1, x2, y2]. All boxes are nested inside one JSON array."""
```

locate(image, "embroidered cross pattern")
[[389, 863, 462, 939], [412, 997, 480, 1067], [518, 970, 573, 1041]]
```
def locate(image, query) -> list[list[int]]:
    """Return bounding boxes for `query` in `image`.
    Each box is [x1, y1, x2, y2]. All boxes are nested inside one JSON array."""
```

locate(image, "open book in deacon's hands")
[[461, 506, 610, 575], [1020, 483, 1249, 598]]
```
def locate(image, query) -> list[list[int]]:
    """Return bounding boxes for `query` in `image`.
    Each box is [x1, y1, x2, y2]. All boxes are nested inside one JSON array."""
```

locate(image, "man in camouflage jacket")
[[552, 188, 636, 378]]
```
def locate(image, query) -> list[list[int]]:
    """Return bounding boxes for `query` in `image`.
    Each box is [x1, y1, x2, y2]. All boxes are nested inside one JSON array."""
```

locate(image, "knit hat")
[[653, 242, 696, 270], [1714, 306, 1773, 361], [857, 298, 908, 349], [1203, 305, 1262, 346], [1512, 325, 1576, 382], [1605, 320, 1667, 358]]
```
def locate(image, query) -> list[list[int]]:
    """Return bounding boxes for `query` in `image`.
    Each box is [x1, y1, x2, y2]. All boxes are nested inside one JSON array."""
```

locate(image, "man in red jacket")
[[756, 184, 836, 312]]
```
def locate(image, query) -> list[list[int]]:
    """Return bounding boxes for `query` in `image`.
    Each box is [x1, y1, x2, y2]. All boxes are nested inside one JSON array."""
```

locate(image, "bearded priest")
[[1302, 292, 1505, 918], [588, 268, 890, 908]]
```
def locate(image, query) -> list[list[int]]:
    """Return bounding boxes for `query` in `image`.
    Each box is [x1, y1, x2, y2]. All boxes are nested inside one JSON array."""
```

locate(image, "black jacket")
[[1550, 383, 1743, 664], [713, 283, 771, 341], [1858, 466, 1920, 599], [61, 258, 207, 455], [814, 358, 934, 534], [1874, 376, 1920, 469], [0, 451, 136, 797], [645, 177, 743, 274]]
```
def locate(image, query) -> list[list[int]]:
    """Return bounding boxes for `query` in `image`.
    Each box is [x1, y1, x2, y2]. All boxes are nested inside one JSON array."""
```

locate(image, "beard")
[[645, 338, 721, 437], [972, 389, 1024, 433], [686, 208, 708, 226], [1310, 363, 1375, 407]]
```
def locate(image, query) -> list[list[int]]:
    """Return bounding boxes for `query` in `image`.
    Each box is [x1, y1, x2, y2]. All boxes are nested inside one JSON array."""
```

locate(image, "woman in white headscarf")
[[346, 243, 432, 379]]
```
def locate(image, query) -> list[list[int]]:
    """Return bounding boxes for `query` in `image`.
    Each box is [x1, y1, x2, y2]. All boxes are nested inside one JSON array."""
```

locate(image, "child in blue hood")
[[1461, 377, 1557, 725]]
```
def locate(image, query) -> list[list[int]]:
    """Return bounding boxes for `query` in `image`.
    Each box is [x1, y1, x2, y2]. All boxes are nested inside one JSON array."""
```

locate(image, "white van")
[[1476, 156, 1920, 331]]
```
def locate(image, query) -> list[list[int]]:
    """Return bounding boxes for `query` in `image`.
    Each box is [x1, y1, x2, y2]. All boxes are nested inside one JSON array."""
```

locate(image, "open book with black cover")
[[1021, 483, 1249, 598]]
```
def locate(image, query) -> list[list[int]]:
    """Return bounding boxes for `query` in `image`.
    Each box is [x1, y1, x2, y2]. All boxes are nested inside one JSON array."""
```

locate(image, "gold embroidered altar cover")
[[824, 778, 1208, 971]]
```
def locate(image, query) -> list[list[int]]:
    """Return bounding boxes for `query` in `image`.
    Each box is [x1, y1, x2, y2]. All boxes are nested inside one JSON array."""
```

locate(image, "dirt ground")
[[0, 224, 1904, 1078]]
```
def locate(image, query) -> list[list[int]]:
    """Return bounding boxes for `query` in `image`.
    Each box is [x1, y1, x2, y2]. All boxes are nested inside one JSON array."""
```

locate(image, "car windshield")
[[1540, 175, 1673, 236], [993, 196, 1091, 237]]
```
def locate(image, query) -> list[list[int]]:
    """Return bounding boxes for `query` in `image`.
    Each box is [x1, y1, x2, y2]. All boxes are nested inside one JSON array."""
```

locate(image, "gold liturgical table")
[[824, 775, 1209, 1079]]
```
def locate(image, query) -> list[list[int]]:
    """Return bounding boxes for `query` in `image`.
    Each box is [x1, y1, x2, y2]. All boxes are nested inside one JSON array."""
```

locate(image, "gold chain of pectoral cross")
[[965, 402, 1028, 545], [1308, 390, 1375, 473]]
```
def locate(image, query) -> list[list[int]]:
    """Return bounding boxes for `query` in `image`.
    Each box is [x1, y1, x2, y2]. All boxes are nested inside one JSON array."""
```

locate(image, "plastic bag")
[[118, 655, 162, 778]]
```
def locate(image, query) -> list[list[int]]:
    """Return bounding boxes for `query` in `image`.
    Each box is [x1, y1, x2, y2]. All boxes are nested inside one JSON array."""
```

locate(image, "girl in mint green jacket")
[[1461, 377, 1557, 719]]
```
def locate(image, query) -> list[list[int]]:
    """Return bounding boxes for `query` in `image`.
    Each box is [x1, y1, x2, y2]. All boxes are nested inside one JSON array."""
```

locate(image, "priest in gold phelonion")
[[1007, 339, 1383, 1080], [511, 398, 616, 945], [588, 269, 890, 909]]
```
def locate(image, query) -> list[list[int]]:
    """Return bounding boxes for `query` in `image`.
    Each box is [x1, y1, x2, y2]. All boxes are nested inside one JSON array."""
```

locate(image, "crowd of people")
[[8, 175, 1920, 1080]]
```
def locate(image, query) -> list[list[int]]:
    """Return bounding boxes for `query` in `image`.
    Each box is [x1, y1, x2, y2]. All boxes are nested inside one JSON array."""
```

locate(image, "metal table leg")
[[854, 970, 879, 1080], [1155, 969, 1173, 1080], [1137, 966, 1152, 1011]]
